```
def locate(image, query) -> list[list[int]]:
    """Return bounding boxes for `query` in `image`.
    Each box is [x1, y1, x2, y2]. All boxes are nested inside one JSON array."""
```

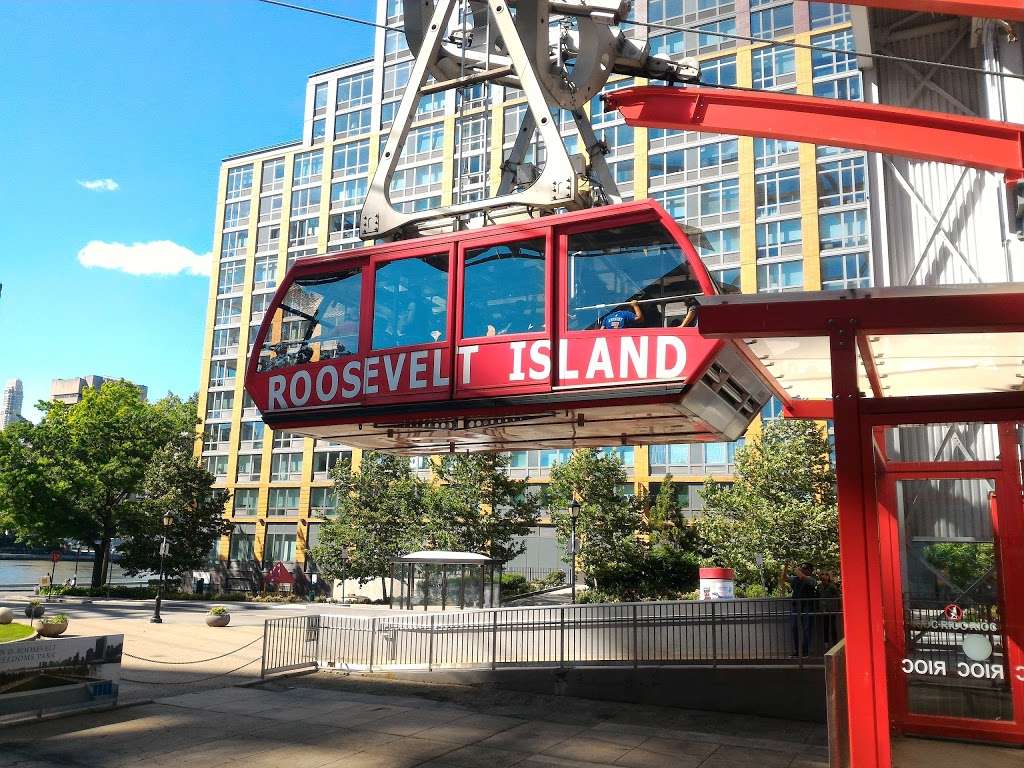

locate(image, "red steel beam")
[[605, 86, 1024, 183], [848, 0, 1023, 20]]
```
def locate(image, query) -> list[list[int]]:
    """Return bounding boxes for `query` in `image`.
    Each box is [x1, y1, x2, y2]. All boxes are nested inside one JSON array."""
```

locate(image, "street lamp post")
[[150, 512, 174, 624], [569, 500, 580, 604]]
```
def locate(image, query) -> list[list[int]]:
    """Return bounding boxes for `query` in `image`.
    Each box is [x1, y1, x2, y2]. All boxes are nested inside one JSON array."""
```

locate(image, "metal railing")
[[262, 597, 842, 677]]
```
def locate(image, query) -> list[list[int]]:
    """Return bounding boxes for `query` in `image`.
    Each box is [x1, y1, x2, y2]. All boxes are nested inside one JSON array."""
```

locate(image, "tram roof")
[[696, 284, 1024, 409]]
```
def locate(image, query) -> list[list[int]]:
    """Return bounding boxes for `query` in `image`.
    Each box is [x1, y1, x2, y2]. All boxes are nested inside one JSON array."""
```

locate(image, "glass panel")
[[896, 477, 1012, 721], [258, 269, 362, 372], [885, 423, 1000, 463], [373, 254, 449, 349], [567, 222, 700, 331], [463, 239, 546, 338]]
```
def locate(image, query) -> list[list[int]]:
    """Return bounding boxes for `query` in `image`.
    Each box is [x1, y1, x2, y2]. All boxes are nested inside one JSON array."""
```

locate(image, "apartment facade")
[[196, 0, 870, 579]]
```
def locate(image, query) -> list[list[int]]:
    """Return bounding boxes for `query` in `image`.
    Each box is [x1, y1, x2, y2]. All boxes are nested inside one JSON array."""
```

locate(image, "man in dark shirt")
[[818, 570, 841, 649], [780, 562, 818, 656]]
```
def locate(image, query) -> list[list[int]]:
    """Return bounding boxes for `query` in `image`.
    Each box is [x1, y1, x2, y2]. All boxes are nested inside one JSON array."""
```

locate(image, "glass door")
[[893, 476, 1014, 724]]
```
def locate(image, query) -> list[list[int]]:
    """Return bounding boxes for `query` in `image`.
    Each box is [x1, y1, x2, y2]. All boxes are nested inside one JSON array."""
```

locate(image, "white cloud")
[[77, 178, 120, 191], [77, 240, 212, 277]]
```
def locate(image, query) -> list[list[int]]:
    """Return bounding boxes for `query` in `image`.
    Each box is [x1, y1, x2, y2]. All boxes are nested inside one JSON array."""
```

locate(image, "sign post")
[[49, 550, 61, 589]]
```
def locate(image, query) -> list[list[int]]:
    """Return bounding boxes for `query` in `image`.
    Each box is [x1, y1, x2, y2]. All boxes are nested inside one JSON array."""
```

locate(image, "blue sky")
[[0, 1, 376, 420]]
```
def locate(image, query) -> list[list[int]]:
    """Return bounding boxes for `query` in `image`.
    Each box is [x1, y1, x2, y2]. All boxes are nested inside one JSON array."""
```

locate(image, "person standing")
[[817, 570, 841, 649], [780, 562, 818, 656]]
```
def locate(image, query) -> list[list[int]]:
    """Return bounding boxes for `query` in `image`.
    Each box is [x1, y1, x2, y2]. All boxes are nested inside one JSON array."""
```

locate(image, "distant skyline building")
[[1, 379, 24, 428], [51, 376, 148, 405]]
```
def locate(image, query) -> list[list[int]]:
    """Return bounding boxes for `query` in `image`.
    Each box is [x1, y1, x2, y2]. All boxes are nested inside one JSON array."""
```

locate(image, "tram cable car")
[[244, 200, 771, 452]]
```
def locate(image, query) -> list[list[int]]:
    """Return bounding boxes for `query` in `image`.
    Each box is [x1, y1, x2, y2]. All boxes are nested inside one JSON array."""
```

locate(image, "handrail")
[[605, 86, 1024, 184]]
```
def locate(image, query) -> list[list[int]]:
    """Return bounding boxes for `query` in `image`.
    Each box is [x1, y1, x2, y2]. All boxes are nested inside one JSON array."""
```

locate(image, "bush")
[[41, 613, 69, 624], [736, 583, 768, 599], [500, 573, 529, 596], [249, 593, 304, 603], [542, 570, 567, 587], [208, 605, 230, 616], [577, 588, 618, 604]]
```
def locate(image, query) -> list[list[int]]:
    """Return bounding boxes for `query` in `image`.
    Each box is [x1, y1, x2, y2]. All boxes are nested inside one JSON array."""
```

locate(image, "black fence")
[[262, 597, 842, 677]]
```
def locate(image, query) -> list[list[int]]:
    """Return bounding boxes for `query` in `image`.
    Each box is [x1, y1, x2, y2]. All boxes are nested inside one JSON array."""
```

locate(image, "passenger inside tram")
[[463, 239, 545, 339], [567, 222, 701, 332], [373, 254, 449, 349]]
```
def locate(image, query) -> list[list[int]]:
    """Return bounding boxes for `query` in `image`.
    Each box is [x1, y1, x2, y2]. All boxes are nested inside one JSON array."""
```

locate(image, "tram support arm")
[[605, 86, 1024, 184]]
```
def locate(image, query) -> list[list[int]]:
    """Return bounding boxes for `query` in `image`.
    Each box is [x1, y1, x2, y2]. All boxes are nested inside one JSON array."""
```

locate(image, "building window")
[[390, 163, 443, 198], [290, 186, 321, 218], [250, 292, 273, 324], [223, 200, 251, 229], [402, 123, 445, 163], [225, 165, 253, 200], [255, 224, 280, 253], [817, 156, 866, 207], [211, 327, 239, 357], [272, 431, 304, 450], [221, 230, 248, 260], [217, 261, 245, 295], [209, 360, 237, 389], [701, 55, 737, 86], [598, 446, 635, 466], [328, 211, 361, 243], [311, 119, 326, 144], [813, 76, 862, 100], [384, 28, 409, 60], [266, 490, 300, 517], [252, 254, 277, 291], [313, 446, 352, 479], [820, 209, 868, 250], [234, 489, 259, 516], [259, 194, 283, 224], [752, 45, 796, 90], [651, 18, 737, 58], [809, 2, 851, 28], [261, 158, 285, 193], [228, 524, 256, 560], [382, 60, 412, 101], [203, 423, 231, 452], [313, 82, 328, 116], [755, 168, 801, 218], [334, 108, 372, 140], [756, 218, 802, 259], [697, 227, 741, 263], [236, 454, 263, 484], [372, 254, 449, 349], [203, 454, 228, 480], [205, 391, 234, 420], [812, 31, 858, 78], [292, 150, 323, 187], [757, 260, 804, 292], [336, 71, 374, 110], [649, 0, 735, 24], [288, 217, 319, 248], [821, 252, 870, 290], [750, 3, 794, 39], [264, 524, 297, 561], [331, 178, 367, 209], [310, 487, 339, 517], [239, 421, 264, 451], [215, 297, 242, 326], [754, 137, 800, 170], [333, 140, 370, 178], [270, 452, 303, 482], [712, 266, 741, 293]]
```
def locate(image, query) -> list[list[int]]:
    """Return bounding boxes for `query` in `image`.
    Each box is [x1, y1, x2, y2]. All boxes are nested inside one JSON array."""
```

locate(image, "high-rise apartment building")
[[1, 379, 24, 428], [51, 376, 149, 405], [197, 0, 872, 580]]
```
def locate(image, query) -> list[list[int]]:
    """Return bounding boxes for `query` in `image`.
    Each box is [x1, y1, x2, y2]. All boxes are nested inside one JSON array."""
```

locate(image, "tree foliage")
[[311, 451, 427, 598], [427, 453, 539, 560], [116, 432, 232, 577], [0, 381, 197, 586], [695, 419, 839, 590], [546, 450, 699, 600]]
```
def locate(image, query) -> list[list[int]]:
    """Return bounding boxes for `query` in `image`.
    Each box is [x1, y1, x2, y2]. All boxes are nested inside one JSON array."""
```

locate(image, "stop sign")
[[50, 550, 61, 564]]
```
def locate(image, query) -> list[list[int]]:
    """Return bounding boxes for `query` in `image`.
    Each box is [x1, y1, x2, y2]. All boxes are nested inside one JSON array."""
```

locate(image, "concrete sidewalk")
[[0, 672, 830, 768]]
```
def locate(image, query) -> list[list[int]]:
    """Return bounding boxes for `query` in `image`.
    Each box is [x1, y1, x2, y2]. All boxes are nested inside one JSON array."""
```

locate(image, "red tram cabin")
[[244, 201, 772, 453]]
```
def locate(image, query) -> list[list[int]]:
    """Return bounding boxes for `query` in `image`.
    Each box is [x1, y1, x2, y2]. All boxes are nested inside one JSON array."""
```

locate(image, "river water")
[[0, 559, 147, 588]]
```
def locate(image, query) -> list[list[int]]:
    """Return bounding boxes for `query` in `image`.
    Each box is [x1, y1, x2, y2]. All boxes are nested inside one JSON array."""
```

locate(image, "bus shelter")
[[391, 550, 502, 610], [697, 284, 1024, 768]]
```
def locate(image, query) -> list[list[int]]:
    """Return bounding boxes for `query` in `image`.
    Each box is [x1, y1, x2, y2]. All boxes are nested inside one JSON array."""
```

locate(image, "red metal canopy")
[[845, 0, 1024, 20], [605, 86, 1024, 183]]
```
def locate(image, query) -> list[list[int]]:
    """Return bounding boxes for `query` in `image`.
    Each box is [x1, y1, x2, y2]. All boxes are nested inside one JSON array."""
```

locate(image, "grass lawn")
[[0, 622, 35, 642]]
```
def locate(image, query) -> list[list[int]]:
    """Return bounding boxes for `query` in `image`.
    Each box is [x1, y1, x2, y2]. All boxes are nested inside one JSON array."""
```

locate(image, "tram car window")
[[567, 222, 701, 332], [258, 269, 362, 372], [373, 254, 449, 349], [462, 239, 546, 339]]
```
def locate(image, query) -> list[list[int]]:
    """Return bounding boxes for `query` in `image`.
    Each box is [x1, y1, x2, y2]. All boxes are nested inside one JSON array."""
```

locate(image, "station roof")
[[696, 284, 1024, 408], [395, 551, 501, 564]]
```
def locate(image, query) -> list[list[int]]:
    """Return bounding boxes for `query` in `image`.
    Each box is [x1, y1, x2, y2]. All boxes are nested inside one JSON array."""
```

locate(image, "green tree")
[[695, 419, 838, 591], [427, 453, 539, 560], [116, 432, 233, 578], [633, 477, 701, 597], [312, 451, 427, 599], [0, 381, 195, 586]]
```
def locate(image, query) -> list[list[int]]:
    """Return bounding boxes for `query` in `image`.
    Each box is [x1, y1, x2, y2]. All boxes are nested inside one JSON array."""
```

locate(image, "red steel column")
[[829, 320, 892, 768]]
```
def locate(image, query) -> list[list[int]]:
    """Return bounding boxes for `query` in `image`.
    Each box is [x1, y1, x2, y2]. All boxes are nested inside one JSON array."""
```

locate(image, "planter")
[[24, 604, 44, 619], [32, 619, 68, 638], [205, 613, 230, 627]]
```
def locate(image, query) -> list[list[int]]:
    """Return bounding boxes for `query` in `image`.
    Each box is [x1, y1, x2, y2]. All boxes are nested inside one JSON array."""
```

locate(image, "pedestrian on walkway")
[[817, 570, 841, 649], [780, 562, 818, 656]]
